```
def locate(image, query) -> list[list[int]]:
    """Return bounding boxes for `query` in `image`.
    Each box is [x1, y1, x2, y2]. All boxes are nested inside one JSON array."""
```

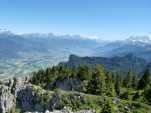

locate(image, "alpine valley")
[[0, 31, 151, 80]]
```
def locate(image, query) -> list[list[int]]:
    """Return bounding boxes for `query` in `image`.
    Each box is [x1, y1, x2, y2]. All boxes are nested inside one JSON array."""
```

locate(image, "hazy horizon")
[[1, 29, 151, 42]]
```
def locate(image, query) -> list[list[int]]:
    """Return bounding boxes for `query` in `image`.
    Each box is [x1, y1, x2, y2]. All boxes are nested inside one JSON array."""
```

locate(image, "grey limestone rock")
[[0, 85, 16, 113]]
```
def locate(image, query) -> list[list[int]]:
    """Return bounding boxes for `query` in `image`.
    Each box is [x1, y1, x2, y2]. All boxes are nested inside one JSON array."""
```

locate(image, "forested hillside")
[[30, 63, 151, 113], [63, 54, 147, 74]]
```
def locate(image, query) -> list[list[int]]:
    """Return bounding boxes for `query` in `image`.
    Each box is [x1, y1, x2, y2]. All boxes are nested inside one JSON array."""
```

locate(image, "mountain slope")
[[0, 32, 49, 58], [64, 54, 147, 74], [94, 36, 151, 62]]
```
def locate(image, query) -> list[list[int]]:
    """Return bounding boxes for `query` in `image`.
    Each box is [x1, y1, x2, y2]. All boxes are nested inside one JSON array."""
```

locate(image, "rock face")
[[0, 76, 31, 113], [0, 85, 15, 113], [16, 85, 92, 112], [0, 77, 95, 113], [16, 85, 54, 112]]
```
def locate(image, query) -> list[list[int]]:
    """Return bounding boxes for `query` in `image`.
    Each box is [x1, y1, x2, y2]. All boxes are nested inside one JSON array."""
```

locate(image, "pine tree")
[[144, 85, 151, 104], [123, 69, 134, 88], [105, 71, 115, 97], [95, 64, 105, 77], [105, 71, 113, 84], [87, 72, 102, 95], [138, 69, 151, 89], [131, 74, 138, 89], [115, 75, 121, 96], [77, 65, 91, 81], [95, 64, 106, 95], [87, 64, 105, 95]]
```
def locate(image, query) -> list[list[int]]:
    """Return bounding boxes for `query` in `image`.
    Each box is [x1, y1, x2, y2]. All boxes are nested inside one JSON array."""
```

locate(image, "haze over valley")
[[0, 30, 151, 80], [0, 30, 102, 79]]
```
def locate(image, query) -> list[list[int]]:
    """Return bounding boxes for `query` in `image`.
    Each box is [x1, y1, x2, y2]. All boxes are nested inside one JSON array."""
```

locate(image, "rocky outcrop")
[[17, 85, 54, 112], [0, 85, 15, 113], [4, 76, 31, 96], [16, 85, 90, 112], [0, 76, 31, 113], [0, 77, 95, 113]]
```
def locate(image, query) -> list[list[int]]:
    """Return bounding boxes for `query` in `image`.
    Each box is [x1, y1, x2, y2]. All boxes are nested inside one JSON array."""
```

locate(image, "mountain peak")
[[126, 36, 151, 43]]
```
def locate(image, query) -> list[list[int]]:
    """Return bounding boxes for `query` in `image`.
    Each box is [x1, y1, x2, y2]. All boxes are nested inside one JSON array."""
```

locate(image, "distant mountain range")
[[94, 36, 151, 62], [0, 31, 103, 59], [1, 31, 151, 61], [0, 32, 49, 59]]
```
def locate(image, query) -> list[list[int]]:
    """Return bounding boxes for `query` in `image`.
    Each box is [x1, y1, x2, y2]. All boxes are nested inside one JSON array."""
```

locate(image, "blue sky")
[[0, 0, 150, 40]]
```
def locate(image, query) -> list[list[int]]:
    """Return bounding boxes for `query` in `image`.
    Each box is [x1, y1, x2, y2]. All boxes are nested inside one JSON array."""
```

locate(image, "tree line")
[[31, 63, 151, 113]]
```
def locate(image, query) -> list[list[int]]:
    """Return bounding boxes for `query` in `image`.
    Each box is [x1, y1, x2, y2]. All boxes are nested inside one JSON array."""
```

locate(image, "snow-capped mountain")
[[126, 36, 151, 44], [94, 36, 151, 62]]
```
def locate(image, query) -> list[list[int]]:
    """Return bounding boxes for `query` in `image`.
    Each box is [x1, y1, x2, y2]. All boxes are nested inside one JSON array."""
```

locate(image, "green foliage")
[[87, 64, 106, 95], [138, 69, 151, 90], [29, 63, 151, 113], [115, 75, 121, 95], [95, 64, 105, 77], [123, 69, 136, 88], [101, 100, 116, 113], [131, 74, 138, 89], [105, 71, 115, 97], [31, 64, 73, 88], [87, 72, 103, 95], [105, 71, 113, 84], [31, 85, 54, 111], [120, 88, 131, 100], [132, 91, 141, 101], [53, 89, 105, 111], [77, 65, 92, 81], [143, 86, 151, 105], [95, 64, 106, 94]]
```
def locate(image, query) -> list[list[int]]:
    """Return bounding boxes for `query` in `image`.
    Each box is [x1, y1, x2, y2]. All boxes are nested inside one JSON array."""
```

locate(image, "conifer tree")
[[95, 64, 106, 95], [115, 75, 121, 96], [144, 85, 151, 104], [87, 64, 105, 95], [77, 65, 91, 81], [123, 69, 134, 88], [87, 72, 102, 95], [138, 69, 151, 89], [131, 74, 138, 89], [105, 71, 115, 97]]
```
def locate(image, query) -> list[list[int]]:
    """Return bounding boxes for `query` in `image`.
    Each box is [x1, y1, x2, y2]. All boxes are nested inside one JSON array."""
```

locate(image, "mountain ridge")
[[94, 36, 151, 62], [64, 54, 147, 74]]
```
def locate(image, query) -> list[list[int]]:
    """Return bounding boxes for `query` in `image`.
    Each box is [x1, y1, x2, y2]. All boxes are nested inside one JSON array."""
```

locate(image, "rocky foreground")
[[0, 77, 95, 113]]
